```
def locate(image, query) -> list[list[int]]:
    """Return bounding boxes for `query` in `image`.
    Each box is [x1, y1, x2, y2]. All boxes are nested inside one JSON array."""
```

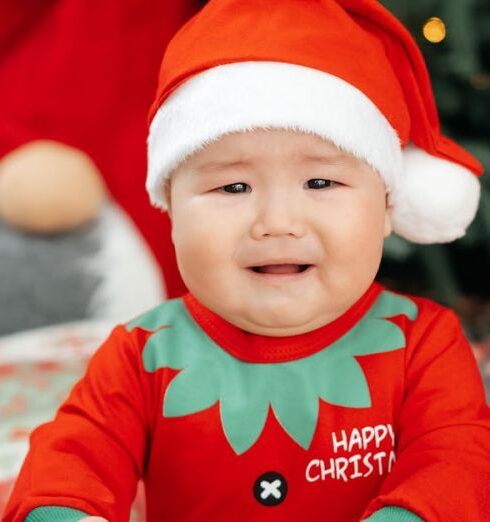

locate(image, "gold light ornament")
[[423, 17, 446, 43]]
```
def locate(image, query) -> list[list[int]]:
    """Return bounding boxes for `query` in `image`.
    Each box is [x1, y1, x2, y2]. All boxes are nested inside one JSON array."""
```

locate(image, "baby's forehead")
[[187, 128, 358, 170]]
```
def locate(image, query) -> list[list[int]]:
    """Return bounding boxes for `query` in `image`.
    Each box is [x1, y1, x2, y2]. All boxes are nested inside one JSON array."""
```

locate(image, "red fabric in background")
[[0, 0, 200, 299]]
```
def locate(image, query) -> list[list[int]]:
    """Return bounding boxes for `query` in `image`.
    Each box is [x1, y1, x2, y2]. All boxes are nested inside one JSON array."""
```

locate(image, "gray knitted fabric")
[[0, 218, 102, 336]]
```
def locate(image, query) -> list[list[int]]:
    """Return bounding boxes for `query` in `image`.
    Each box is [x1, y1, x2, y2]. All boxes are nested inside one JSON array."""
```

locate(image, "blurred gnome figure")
[[0, 141, 105, 234], [0, 0, 202, 307], [0, 140, 164, 336]]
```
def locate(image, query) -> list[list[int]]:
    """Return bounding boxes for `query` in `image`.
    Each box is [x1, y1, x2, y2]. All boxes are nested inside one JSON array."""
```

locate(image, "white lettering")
[[388, 450, 396, 472], [335, 457, 349, 482], [387, 423, 395, 447], [348, 453, 363, 479], [361, 426, 375, 449], [372, 451, 386, 475], [306, 423, 397, 483], [363, 452, 374, 477], [374, 424, 388, 448], [331, 423, 395, 454], [320, 458, 336, 480], [331, 429, 348, 453], [305, 459, 321, 482], [348, 429, 362, 452]]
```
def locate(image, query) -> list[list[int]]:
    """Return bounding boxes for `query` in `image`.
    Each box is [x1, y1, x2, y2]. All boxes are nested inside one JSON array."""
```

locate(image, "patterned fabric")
[[0, 321, 145, 520]]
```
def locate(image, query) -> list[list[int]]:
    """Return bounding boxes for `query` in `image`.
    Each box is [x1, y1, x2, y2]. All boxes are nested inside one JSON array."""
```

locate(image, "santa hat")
[[146, 0, 483, 244]]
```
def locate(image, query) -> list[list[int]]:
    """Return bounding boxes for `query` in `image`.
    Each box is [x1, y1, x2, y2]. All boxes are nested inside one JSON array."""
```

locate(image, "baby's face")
[[165, 129, 392, 336]]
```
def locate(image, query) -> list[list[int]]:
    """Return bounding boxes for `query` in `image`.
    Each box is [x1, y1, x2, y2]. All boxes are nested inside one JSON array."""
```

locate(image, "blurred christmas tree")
[[378, 0, 490, 341]]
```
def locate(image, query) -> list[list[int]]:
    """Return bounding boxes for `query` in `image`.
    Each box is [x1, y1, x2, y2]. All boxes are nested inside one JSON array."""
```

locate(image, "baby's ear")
[[163, 178, 172, 218]]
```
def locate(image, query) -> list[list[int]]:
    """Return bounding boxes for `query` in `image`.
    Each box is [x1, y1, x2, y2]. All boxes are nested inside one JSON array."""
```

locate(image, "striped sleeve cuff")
[[25, 506, 90, 522], [363, 505, 424, 521]]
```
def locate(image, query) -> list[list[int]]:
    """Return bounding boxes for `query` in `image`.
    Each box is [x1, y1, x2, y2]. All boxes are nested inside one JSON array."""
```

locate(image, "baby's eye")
[[306, 179, 337, 189], [216, 179, 337, 194], [217, 183, 251, 194]]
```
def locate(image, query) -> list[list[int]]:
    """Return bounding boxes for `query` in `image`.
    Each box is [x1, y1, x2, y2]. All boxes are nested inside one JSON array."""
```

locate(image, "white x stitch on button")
[[260, 479, 282, 499]]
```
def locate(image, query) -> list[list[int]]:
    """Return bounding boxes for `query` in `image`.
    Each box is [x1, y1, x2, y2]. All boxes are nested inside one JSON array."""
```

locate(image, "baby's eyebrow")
[[297, 152, 350, 164], [196, 159, 252, 173], [196, 152, 348, 173]]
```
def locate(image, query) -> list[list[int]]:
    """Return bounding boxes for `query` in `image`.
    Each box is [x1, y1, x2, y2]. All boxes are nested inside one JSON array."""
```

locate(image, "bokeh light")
[[423, 17, 446, 43]]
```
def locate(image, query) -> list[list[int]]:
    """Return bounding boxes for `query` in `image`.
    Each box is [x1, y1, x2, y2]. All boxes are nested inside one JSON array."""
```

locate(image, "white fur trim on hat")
[[147, 60, 481, 244], [147, 61, 402, 208], [392, 143, 481, 243]]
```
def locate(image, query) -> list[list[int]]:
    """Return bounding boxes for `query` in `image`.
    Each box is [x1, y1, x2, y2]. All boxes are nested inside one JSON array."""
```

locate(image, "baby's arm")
[[2, 324, 150, 522], [360, 307, 490, 521]]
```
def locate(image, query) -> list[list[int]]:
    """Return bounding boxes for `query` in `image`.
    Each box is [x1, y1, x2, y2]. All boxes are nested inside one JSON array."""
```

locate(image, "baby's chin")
[[229, 302, 329, 337]]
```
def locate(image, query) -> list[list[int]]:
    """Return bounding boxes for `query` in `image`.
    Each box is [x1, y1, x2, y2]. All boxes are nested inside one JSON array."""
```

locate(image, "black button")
[[253, 471, 287, 506]]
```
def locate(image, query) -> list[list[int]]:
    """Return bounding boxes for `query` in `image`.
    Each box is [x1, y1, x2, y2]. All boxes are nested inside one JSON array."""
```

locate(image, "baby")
[[4, 0, 490, 521]]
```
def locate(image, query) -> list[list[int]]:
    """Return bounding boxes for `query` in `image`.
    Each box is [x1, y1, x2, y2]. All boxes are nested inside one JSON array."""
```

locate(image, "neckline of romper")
[[181, 280, 384, 363]]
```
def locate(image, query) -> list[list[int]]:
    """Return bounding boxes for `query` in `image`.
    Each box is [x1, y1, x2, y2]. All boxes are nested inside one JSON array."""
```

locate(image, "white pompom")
[[390, 142, 481, 244]]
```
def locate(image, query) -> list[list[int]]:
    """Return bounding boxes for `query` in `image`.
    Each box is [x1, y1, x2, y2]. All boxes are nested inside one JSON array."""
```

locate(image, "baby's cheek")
[[343, 201, 385, 247], [174, 228, 224, 285], [323, 212, 383, 273]]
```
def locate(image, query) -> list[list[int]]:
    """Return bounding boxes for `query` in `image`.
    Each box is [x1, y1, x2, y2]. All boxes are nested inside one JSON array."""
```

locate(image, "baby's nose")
[[251, 196, 306, 238]]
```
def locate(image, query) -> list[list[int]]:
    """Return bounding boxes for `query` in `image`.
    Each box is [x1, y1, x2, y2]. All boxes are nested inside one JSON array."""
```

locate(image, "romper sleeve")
[[359, 306, 490, 521], [2, 324, 151, 522]]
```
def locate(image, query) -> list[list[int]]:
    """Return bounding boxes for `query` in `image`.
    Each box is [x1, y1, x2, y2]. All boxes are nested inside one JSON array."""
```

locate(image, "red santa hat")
[[146, 0, 483, 244]]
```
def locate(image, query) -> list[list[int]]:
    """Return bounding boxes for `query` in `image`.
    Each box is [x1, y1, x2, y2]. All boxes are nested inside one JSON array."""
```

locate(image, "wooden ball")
[[0, 140, 106, 233]]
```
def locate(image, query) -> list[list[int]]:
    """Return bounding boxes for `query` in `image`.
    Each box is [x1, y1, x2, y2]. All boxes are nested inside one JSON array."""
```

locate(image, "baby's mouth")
[[250, 264, 312, 274]]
